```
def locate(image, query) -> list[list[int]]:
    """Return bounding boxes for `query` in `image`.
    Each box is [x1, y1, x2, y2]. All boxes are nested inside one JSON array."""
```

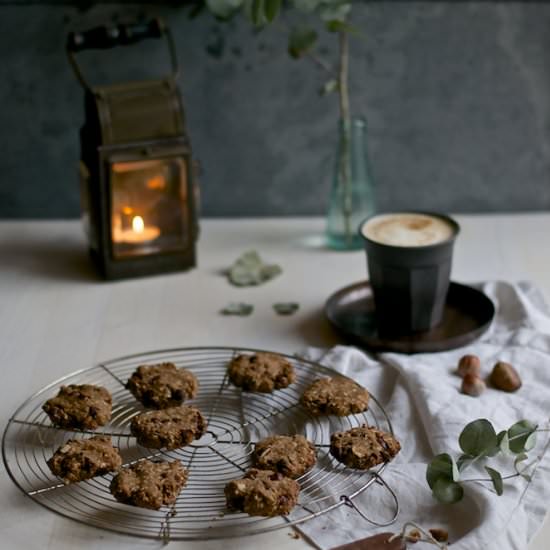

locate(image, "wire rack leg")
[[340, 473, 399, 527]]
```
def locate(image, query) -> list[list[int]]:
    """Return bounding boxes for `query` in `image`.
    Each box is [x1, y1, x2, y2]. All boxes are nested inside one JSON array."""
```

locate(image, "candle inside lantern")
[[112, 212, 161, 244]]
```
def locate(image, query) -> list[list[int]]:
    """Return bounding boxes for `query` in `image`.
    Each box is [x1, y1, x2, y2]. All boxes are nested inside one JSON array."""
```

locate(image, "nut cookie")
[[300, 377, 369, 416], [47, 435, 122, 484], [126, 363, 198, 409], [110, 460, 188, 510], [253, 435, 316, 478], [330, 425, 401, 469], [42, 384, 112, 430], [225, 468, 300, 517], [130, 405, 207, 450], [227, 353, 296, 393]]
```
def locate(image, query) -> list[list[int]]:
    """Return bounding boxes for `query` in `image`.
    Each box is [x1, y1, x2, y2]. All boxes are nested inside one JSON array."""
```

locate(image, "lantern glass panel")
[[110, 157, 188, 259]]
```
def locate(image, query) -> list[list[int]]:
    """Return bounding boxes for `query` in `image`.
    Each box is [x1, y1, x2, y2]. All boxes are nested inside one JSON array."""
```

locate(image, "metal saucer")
[[325, 281, 495, 354]]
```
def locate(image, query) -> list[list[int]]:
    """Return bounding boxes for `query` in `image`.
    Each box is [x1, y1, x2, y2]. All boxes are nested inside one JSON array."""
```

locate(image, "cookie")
[[224, 468, 300, 517], [253, 435, 316, 478], [330, 425, 401, 469], [126, 362, 198, 409], [300, 377, 369, 416], [130, 405, 207, 450], [110, 460, 188, 510], [42, 384, 112, 430], [47, 435, 122, 484], [227, 353, 296, 393]]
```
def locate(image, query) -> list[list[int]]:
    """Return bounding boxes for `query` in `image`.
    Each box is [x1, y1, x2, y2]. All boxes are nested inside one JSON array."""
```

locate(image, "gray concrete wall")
[[1, 2, 550, 218]]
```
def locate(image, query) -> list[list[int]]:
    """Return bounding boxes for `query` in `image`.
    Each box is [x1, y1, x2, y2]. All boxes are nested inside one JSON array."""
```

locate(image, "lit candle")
[[112, 214, 160, 244]]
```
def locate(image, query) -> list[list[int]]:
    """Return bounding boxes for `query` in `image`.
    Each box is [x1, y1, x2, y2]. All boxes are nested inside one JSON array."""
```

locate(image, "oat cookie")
[[42, 384, 112, 430], [330, 425, 401, 469], [126, 363, 198, 409], [224, 468, 300, 517], [227, 353, 296, 393], [300, 377, 369, 416], [130, 405, 207, 450], [47, 435, 122, 484], [253, 435, 316, 478], [110, 460, 188, 510]]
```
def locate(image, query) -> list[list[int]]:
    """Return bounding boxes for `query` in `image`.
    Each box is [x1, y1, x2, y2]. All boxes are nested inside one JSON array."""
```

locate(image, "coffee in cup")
[[360, 212, 460, 336]]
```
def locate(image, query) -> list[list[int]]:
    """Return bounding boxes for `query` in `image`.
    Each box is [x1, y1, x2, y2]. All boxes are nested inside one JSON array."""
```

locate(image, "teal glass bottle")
[[326, 116, 376, 250]]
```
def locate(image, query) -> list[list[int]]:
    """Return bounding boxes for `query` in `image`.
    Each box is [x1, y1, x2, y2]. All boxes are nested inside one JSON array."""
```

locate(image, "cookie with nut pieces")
[[130, 405, 207, 450], [253, 434, 317, 478], [330, 425, 401, 470], [42, 384, 112, 430], [224, 468, 300, 517], [227, 352, 296, 393], [126, 362, 198, 409], [300, 377, 369, 416]]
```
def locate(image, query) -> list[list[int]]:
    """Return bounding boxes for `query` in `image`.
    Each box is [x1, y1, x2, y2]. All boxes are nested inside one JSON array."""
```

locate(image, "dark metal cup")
[[360, 212, 460, 336]]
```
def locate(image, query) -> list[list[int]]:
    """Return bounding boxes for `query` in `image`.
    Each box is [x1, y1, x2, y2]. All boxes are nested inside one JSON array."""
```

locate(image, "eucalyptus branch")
[[426, 419, 546, 504]]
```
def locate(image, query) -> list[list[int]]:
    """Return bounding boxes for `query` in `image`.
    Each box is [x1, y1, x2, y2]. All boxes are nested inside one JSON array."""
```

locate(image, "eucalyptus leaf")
[[426, 453, 458, 489], [273, 302, 300, 315], [498, 430, 510, 455], [485, 467, 504, 496], [320, 78, 338, 96], [508, 420, 538, 454], [514, 453, 529, 475], [251, 0, 265, 25], [220, 302, 254, 316], [318, 1, 351, 22], [432, 478, 464, 504], [264, 0, 281, 21], [288, 27, 318, 58], [206, 0, 243, 18], [325, 19, 361, 35], [459, 419, 497, 457], [228, 250, 282, 286]]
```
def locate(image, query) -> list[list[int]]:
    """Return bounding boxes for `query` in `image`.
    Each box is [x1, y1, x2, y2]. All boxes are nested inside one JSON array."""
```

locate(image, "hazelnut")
[[407, 529, 422, 543], [490, 361, 522, 392], [461, 373, 486, 397], [429, 528, 449, 543], [457, 354, 481, 378]]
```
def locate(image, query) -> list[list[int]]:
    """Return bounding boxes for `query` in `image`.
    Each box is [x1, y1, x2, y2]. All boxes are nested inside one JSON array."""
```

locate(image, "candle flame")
[[132, 216, 145, 234]]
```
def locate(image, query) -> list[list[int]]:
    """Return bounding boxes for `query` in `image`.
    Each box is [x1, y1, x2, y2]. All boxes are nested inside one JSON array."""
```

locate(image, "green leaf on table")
[[220, 302, 254, 316], [485, 466, 504, 495], [508, 420, 538, 454], [206, 0, 243, 18], [288, 27, 318, 58], [264, 0, 281, 21], [459, 419, 497, 457], [227, 250, 282, 286], [273, 302, 299, 315], [426, 453, 459, 489], [432, 478, 464, 504]]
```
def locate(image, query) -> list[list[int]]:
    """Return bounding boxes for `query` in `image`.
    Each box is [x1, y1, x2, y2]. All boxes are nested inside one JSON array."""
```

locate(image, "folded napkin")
[[297, 281, 550, 550]]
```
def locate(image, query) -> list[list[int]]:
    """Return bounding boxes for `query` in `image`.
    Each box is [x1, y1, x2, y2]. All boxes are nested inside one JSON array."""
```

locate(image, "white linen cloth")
[[296, 281, 550, 550]]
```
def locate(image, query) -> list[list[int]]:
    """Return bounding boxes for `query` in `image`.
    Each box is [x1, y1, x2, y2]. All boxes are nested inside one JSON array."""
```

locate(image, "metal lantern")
[[67, 19, 198, 279]]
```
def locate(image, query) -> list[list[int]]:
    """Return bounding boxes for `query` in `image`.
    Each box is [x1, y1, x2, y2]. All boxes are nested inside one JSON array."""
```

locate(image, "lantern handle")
[[66, 18, 179, 91]]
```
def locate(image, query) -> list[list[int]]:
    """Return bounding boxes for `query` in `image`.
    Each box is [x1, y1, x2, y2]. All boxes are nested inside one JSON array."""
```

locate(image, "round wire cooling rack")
[[2, 346, 399, 542]]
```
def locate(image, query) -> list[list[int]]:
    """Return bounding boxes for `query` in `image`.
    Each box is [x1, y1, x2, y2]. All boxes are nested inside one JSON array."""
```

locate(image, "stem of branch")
[[338, 30, 352, 245]]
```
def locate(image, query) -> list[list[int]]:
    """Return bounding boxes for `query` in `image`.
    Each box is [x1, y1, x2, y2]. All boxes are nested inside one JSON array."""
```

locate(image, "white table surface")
[[1, 214, 550, 550]]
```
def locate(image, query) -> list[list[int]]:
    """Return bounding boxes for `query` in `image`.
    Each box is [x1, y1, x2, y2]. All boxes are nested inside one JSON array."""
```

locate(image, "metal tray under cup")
[[325, 281, 495, 354]]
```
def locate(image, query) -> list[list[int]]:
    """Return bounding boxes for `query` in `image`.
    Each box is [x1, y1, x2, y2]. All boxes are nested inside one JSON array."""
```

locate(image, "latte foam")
[[362, 213, 456, 247]]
